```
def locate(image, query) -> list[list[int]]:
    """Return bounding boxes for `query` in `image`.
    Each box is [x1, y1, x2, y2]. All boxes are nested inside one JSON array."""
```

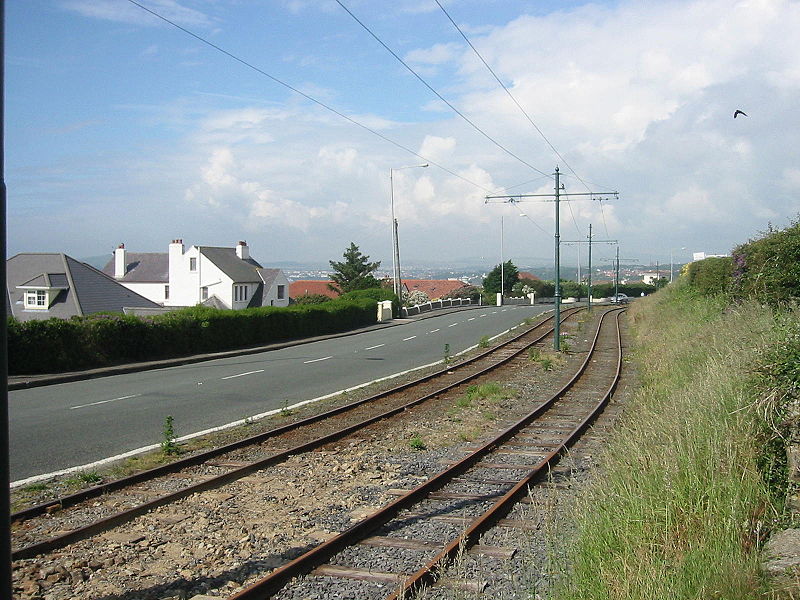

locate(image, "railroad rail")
[[229, 308, 624, 600], [12, 305, 584, 561]]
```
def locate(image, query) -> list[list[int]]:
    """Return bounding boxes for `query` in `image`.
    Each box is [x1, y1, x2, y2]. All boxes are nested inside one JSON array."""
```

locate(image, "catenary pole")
[[485, 167, 618, 351], [587, 223, 592, 310], [1, 0, 12, 596], [554, 167, 561, 350]]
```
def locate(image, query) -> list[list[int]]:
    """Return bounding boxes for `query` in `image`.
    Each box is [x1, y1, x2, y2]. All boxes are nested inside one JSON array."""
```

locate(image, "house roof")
[[7, 253, 161, 321], [402, 279, 468, 300], [17, 272, 69, 289], [200, 247, 263, 283], [101, 252, 169, 283], [288, 280, 340, 299], [518, 271, 541, 281]]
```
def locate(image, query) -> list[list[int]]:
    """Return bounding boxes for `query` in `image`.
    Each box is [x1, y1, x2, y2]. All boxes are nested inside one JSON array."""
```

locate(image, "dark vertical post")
[[0, 0, 12, 597], [587, 223, 593, 311], [615, 245, 620, 300], [553, 166, 561, 351]]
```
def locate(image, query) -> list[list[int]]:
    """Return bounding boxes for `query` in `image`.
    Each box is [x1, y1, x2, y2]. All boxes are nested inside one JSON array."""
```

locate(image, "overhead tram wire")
[[435, 0, 611, 236], [124, 0, 494, 195], [333, 0, 552, 181]]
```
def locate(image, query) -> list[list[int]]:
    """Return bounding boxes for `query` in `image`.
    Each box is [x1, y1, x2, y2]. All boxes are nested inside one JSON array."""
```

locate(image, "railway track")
[[229, 307, 624, 600], [11, 305, 584, 562]]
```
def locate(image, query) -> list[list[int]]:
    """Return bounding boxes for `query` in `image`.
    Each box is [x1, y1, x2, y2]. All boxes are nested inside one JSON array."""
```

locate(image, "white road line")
[[501, 309, 508, 312], [448, 323, 458, 327], [304, 356, 333, 363], [480, 314, 487, 318], [221, 369, 265, 380], [365, 344, 385, 350], [491, 311, 498, 314], [70, 394, 141, 410], [468, 317, 476, 321], [403, 336, 417, 341], [429, 328, 440, 333]]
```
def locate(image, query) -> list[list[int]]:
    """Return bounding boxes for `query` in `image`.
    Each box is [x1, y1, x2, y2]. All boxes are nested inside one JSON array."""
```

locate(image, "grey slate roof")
[[101, 252, 169, 283], [18, 273, 69, 289], [200, 247, 263, 282], [7, 253, 161, 321]]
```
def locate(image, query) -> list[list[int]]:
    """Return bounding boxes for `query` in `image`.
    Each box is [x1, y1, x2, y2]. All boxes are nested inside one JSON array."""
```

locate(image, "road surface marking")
[[70, 394, 141, 410], [468, 317, 476, 321], [429, 328, 440, 333], [221, 369, 265, 380], [365, 344, 385, 350], [403, 336, 417, 341], [304, 356, 333, 363], [480, 314, 487, 318], [491, 311, 498, 314], [448, 323, 458, 327], [501, 309, 508, 312]]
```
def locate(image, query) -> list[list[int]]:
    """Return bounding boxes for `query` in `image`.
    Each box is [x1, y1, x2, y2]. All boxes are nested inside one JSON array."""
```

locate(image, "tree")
[[483, 261, 519, 295], [329, 242, 381, 293]]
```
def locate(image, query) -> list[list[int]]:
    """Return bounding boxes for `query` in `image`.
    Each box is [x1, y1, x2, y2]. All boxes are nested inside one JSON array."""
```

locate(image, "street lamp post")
[[670, 247, 686, 283], [390, 163, 428, 300]]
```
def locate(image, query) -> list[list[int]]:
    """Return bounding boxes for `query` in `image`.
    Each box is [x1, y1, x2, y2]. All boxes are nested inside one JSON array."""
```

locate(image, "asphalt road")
[[9, 305, 551, 482]]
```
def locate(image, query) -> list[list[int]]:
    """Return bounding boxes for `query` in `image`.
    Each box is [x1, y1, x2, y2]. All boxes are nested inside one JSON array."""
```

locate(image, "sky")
[[8, 0, 800, 271]]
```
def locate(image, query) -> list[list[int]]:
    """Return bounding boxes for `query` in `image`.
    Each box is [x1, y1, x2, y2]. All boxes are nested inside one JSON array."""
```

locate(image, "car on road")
[[610, 293, 629, 304]]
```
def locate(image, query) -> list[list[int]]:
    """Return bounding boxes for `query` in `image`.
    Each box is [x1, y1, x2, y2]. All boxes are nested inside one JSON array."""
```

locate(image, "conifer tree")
[[329, 242, 381, 293]]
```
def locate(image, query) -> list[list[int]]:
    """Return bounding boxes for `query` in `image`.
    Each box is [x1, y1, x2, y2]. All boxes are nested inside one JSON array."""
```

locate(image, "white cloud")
[[60, 0, 213, 28]]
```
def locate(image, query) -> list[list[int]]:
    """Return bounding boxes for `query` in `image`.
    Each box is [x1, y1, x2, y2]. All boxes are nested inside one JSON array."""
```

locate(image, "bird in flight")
[[733, 110, 748, 118]]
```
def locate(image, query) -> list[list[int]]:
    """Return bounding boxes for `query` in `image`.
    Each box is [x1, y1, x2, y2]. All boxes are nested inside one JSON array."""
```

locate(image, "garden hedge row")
[[9, 297, 378, 375]]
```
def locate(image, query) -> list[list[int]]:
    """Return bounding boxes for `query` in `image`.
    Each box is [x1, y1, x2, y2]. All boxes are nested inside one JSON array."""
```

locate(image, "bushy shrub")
[[292, 293, 332, 305], [339, 287, 400, 318], [443, 285, 480, 302], [403, 289, 430, 307], [685, 256, 733, 296]]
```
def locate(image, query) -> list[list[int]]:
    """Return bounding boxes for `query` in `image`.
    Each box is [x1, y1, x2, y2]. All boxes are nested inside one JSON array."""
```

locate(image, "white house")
[[102, 240, 289, 309]]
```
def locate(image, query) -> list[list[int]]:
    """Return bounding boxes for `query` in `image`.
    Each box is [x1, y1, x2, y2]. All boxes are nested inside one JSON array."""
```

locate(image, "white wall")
[[263, 271, 290, 307], [123, 282, 168, 305]]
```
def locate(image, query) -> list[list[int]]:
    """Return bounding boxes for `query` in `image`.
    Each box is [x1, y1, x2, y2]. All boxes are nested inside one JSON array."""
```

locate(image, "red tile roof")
[[401, 279, 468, 300], [288, 280, 340, 299], [518, 271, 541, 281]]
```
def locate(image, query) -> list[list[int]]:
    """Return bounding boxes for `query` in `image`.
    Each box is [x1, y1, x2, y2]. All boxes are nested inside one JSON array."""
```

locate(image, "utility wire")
[[435, 0, 610, 236], [125, 0, 495, 194], [334, 0, 551, 180]]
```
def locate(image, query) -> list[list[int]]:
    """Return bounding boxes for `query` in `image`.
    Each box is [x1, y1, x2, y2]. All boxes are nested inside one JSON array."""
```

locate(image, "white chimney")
[[114, 244, 126, 279], [236, 240, 249, 260]]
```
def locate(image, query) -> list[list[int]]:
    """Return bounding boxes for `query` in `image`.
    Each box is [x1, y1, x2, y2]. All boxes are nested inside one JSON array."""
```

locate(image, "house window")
[[277, 285, 285, 300], [190, 257, 197, 272], [234, 285, 249, 302], [164, 285, 170, 300], [201, 286, 209, 301], [25, 290, 47, 308]]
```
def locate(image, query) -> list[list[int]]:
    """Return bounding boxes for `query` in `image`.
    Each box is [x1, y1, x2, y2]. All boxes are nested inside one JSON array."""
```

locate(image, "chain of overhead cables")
[[125, 0, 495, 195], [433, 0, 613, 237]]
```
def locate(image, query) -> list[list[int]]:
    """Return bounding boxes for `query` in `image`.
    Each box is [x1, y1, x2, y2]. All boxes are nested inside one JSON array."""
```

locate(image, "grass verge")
[[555, 285, 783, 599]]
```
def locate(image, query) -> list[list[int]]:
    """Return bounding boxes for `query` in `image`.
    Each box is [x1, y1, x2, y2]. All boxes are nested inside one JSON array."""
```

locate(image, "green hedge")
[[685, 256, 733, 296], [732, 219, 800, 305], [339, 287, 400, 318], [9, 297, 378, 375]]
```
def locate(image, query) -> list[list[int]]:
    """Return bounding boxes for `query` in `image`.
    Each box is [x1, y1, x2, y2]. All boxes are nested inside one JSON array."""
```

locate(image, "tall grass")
[[556, 285, 777, 599]]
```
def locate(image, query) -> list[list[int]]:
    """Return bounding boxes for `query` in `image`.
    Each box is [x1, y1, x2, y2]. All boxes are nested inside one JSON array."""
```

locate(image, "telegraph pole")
[[486, 167, 618, 351], [588, 224, 592, 306], [553, 167, 561, 349]]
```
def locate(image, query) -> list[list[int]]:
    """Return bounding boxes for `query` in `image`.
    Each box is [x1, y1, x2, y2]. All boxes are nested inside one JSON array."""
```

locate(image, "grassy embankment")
[[555, 284, 796, 599]]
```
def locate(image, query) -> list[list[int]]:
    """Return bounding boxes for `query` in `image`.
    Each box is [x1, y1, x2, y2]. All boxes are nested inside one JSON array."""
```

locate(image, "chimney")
[[236, 240, 249, 260], [114, 243, 126, 279], [168, 239, 185, 293]]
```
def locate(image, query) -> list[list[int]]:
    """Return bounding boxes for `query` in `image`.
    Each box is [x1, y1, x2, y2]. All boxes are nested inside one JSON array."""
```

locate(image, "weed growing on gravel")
[[280, 399, 294, 417], [464, 382, 512, 403], [409, 434, 427, 450], [22, 482, 49, 493], [443, 343, 453, 366], [65, 471, 102, 487], [160, 415, 179, 456], [478, 335, 491, 348]]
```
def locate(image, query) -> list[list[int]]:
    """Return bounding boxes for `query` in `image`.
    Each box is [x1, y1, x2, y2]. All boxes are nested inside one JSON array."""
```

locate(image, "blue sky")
[[8, 0, 800, 270]]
